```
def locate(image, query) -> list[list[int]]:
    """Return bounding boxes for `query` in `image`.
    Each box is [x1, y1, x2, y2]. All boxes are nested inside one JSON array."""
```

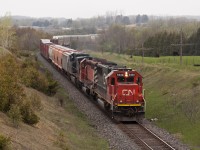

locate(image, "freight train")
[[40, 39, 146, 121]]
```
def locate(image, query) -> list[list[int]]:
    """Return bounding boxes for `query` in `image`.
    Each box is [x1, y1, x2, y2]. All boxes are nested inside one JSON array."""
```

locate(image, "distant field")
[[89, 51, 200, 67], [87, 50, 200, 150], [132, 55, 200, 66]]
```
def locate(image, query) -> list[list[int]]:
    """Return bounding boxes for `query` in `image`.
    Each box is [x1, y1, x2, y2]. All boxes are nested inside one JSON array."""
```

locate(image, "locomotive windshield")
[[116, 72, 135, 83], [117, 77, 134, 83]]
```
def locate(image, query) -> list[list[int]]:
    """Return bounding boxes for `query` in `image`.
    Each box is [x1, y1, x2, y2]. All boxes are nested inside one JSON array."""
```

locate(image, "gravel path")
[[37, 54, 141, 150], [38, 54, 190, 150]]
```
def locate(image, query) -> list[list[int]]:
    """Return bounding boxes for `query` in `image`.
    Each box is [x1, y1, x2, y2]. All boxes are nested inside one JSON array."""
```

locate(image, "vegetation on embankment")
[[0, 51, 108, 149], [88, 50, 200, 150]]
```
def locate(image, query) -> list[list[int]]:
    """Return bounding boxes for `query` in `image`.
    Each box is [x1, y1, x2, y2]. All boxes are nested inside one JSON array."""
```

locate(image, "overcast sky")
[[0, 0, 200, 19]]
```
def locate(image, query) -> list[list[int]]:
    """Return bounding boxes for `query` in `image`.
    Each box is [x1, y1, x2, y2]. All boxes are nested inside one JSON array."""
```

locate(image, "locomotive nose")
[[117, 84, 139, 103]]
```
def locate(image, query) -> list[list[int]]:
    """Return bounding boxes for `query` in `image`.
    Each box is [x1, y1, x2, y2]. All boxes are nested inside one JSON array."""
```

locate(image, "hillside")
[[0, 47, 12, 56], [0, 87, 108, 150], [0, 51, 108, 150], [88, 51, 200, 150]]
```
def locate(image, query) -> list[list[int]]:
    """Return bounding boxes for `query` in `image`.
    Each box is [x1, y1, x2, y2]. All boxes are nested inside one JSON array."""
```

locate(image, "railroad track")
[[118, 122, 175, 150]]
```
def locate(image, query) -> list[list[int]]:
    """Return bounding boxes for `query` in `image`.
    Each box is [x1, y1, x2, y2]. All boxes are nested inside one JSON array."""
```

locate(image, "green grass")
[[89, 51, 200, 70], [54, 88, 109, 150], [87, 50, 200, 150]]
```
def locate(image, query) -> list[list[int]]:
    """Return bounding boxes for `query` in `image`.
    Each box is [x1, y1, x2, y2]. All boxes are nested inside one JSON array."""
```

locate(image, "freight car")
[[40, 39, 52, 59], [40, 39, 146, 122]]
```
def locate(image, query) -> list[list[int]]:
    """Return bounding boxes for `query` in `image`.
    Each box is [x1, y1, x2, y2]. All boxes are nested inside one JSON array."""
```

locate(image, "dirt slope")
[[0, 88, 65, 149]]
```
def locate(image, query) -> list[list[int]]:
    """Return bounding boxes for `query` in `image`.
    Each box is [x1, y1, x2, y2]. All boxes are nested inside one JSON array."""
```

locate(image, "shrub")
[[8, 104, 22, 127], [20, 100, 39, 125], [45, 70, 59, 96], [21, 62, 58, 96], [0, 135, 10, 150], [0, 55, 25, 112], [23, 112, 39, 125]]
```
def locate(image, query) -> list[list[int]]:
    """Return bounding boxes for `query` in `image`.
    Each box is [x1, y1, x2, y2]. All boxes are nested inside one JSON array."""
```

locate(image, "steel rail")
[[119, 122, 175, 150]]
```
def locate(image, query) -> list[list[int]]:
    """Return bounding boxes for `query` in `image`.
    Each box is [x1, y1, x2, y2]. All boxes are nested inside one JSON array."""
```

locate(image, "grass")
[[53, 88, 109, 150], [89, 51, 200, 70], [87, 50, 200, 150]]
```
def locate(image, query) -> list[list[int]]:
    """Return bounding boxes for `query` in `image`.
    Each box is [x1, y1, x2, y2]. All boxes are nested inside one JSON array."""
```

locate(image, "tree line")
[[98, 24, 200, 56]]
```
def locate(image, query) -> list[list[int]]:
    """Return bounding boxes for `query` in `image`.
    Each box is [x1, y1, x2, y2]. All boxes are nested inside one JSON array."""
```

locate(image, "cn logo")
[[122, 89, 135, 96]]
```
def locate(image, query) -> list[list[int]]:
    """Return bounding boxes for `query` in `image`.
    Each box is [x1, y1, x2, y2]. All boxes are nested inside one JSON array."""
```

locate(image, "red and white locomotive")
[[40, 39, 146, 121]]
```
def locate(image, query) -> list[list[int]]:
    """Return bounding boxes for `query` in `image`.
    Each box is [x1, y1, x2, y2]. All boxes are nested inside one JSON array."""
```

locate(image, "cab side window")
[[111, 78, 115, 85], [137, 77, 141, 85]]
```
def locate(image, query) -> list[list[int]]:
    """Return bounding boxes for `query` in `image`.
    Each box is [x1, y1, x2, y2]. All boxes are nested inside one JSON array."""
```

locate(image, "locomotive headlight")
[[120, 100, 122, 103], [136, 100, 139, 103], [125, 72, 128, 77]]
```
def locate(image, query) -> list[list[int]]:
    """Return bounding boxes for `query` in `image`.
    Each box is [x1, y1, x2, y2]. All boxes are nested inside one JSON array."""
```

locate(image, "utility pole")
[[136, 44, 153, 65], [142, 44, 144, 64], [171, 29, 194, 65], [180, 29, 183, 65]]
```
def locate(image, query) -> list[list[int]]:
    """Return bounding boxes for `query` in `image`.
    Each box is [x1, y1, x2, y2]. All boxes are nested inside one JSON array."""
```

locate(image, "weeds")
[[55, 131, 69, 150]]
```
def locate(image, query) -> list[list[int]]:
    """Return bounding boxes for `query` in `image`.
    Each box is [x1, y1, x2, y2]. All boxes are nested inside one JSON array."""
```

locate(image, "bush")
[[20, 101, 39, 125], [23, 112, 39, 125], [0, 135, 10, 150], [45, 71, 59, 96], [8, 104, 22, 127], [21, 61, 58, 96], [0, 55, 24, 112]]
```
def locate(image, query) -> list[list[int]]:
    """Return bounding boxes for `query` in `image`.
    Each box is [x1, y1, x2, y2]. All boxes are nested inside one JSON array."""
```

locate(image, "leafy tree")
[[136, 14, 149, 24], [0, 13, 16, 49], [187, 27, 200, 55], [115, 15, 123, 24], [141, 15, 149, 23], [14, 27, 51, 51], [136, 14, 141, 24], [122, 16, 130, 25], [144, 31, 181, 56]]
